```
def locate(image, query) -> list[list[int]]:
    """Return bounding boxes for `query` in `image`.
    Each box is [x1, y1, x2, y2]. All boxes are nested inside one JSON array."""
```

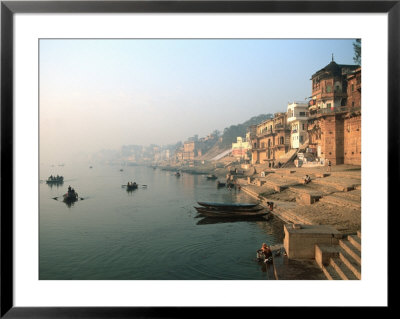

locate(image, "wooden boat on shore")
[[195, 206, 264, 213], [195, 208, 268, 218], [197, 201, 260, 209]]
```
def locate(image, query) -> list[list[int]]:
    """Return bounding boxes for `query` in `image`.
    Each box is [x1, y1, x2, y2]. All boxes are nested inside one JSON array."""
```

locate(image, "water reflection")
[[196, 215, 270, 225], [63, 198, 77, 208], [46, 181, 64, 189]]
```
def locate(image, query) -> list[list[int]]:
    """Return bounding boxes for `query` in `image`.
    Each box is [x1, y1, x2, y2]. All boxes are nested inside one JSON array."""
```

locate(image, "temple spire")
[[332, 53, 334, 62]]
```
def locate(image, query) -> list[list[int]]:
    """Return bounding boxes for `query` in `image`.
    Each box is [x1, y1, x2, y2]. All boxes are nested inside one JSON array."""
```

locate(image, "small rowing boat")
[[217, 181, 226, 188], [194, 206, 264, 213], [197, 201, 260, 209]]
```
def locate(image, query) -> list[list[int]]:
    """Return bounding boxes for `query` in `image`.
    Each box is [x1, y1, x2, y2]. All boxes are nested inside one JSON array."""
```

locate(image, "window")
[[352, 102, 355, 107], [299, 112, 306, 116], [327, 103, 332, 109], [351, 84, 355, 91], [326, 85, 332, 93], [302, 124, 305, 130]]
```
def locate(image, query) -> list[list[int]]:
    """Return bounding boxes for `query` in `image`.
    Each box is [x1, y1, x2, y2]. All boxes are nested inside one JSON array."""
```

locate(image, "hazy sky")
[[39, 39, 357, 163]]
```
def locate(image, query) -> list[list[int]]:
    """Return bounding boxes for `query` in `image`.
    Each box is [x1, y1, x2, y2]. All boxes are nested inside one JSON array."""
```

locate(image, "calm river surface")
[[39, 163, 285, 280]]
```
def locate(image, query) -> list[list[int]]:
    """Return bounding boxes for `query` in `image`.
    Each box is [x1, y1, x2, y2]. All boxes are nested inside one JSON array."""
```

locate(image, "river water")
[[39, 163, 285, 280]]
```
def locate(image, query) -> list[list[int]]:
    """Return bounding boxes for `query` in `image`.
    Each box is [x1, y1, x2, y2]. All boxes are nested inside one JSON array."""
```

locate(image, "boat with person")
[[216, 181, 226, 188], [126, 182, 138, 190], [46, 175, 64, 184], [63, 185, 78, 202]]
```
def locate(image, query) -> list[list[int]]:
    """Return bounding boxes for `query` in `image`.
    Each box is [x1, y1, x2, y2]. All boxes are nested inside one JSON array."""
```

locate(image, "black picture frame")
[[1, 0, 395, 317]]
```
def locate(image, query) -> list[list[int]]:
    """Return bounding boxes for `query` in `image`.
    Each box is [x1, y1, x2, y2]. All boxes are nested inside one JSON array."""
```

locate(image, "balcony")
[[308, 106, 361, 118]]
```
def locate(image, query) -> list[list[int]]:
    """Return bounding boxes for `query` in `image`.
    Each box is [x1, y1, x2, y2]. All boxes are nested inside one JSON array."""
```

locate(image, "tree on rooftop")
[[353, 39, 361, 65]]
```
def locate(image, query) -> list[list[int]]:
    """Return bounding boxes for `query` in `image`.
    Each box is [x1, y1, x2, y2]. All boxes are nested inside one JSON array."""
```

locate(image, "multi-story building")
[[343, 67, 361, 165], [346, 67, 361, 108], [250, 112, 290, 166], [309, 59, 358, 112], [232, 137, 251, 159], [287, 102, 309, 149], [183, 141, 197, 161], [307, 60, 361, 165]]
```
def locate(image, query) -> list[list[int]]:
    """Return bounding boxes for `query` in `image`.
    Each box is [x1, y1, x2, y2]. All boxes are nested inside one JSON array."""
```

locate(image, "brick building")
[[307, 61, 361, 166], [309, 59, 358, 113]]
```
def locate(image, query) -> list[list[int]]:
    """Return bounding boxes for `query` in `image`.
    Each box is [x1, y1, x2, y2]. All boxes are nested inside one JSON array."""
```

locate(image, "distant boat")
[[126, 182, 138, 190], [89, 166, 93, 169], [46, 175, 64, 184], [120, 169, 124, 172], [63, 186, 78, 202], [217, 181, 226, 188], [206, 174, 218, 180], [175, 172, 181, 177]]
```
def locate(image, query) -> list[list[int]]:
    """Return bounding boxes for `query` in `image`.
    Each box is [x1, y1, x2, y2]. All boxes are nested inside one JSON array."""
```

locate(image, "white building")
[[287, 102, 309, 149]]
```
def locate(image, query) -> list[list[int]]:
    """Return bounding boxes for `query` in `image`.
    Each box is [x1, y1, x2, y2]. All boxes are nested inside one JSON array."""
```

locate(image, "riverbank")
[[156, 161, 361, 234], [237, 164, 361, 234]]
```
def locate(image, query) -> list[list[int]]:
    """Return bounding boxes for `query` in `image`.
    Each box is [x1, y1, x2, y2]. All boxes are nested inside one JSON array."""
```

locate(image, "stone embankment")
[[238, 164, 361, 234]]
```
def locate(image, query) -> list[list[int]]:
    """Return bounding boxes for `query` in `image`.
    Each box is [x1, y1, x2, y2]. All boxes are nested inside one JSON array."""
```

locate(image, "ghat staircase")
[[315, 231, 361, 280]]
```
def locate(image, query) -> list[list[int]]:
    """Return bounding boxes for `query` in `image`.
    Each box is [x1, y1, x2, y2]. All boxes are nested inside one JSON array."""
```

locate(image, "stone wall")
[[343, 114, 361, 165]]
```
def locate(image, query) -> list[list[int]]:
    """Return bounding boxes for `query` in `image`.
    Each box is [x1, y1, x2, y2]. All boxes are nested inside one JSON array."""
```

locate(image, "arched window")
[[280, 136, 284, 144]]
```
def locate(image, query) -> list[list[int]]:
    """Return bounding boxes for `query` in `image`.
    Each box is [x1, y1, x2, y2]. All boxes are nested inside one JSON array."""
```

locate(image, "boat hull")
[[197, 201, 259, 209], [195, 206, 264, 213], [63, 194, 78, 201]]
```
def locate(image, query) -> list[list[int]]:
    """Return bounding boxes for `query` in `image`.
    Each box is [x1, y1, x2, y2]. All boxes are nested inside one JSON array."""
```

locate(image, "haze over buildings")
[[39, 39, 356, 164]]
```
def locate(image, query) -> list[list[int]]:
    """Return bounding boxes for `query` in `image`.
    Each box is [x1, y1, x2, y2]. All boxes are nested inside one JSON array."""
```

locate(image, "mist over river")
[[39, 163, 284, 280]]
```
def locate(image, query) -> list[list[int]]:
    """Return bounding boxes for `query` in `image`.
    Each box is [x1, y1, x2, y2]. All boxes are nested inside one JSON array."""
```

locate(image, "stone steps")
[[318, 194, 361, 208], [321, 264, 342, 280], [339, 237, 361, 264], [316, 232, 361, 280], [331, 189, 361, 202], [330, 257, 358, 280], [338, 246, 361, 279], [348, 234, 361, 251], [312, 178, 358, 192]]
